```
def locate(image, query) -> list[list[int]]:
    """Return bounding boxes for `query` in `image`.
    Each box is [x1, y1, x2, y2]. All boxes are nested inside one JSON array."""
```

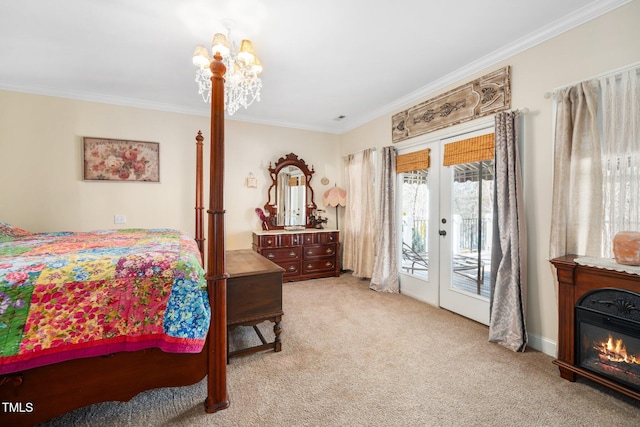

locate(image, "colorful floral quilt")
[[0, 226, 210, 375]]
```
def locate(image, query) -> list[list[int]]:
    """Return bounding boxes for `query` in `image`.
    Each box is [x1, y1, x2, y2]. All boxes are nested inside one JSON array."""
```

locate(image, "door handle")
[[439, 230, 447, 236]]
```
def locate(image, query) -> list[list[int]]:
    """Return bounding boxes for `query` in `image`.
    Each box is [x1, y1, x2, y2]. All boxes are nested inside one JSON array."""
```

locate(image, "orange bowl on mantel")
[[613, 231, 640, 266]]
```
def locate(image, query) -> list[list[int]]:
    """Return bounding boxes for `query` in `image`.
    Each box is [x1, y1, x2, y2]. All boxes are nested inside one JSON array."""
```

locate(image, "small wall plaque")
[[246, 172, 258, 188]]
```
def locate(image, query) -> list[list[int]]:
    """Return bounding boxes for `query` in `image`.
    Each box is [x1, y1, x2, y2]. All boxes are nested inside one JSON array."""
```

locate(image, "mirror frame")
[[264, 153, 317, 229]]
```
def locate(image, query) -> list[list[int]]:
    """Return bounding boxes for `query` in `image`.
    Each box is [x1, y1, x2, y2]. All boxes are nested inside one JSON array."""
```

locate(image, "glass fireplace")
[[576, 288, 640, 392]]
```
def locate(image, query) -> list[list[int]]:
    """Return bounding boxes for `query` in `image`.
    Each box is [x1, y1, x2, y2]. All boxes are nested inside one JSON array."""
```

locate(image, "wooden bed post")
[[204, 52, 230, 413], [195, 130, 205, 260]]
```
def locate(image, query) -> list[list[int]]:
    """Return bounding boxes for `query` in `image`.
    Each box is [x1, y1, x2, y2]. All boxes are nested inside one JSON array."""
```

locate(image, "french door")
[[397, 142, 440, 306], [397, 126, 494, 326]]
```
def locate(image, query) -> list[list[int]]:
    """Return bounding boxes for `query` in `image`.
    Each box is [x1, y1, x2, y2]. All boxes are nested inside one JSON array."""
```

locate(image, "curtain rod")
[[544, 60, 640, 98], [344, 146, 377, 157]]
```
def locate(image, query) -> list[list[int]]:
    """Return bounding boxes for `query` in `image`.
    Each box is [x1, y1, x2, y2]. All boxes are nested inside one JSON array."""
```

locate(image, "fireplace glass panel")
[[577, 316, 640, 391]]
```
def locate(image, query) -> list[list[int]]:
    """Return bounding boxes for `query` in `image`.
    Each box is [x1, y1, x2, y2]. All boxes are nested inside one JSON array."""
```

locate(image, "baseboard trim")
[[527, 332, 557, 358]]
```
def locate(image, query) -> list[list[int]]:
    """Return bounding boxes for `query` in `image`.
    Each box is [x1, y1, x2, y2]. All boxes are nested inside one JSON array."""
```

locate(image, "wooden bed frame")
[[0, 55, 230, 426]]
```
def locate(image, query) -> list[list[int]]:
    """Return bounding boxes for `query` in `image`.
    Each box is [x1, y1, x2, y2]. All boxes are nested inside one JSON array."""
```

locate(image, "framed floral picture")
[[83, 137, 160, 182]]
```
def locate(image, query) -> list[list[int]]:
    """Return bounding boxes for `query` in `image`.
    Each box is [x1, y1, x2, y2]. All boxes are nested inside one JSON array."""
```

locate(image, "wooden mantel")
[[550, 255, 640, 401]]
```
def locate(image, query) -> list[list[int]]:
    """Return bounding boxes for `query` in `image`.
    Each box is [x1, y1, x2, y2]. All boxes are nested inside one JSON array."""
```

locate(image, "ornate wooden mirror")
[[264, 153, 317, 229]]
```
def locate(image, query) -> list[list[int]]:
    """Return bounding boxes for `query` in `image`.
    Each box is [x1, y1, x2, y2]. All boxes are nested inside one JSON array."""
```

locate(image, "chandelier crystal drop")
[[192, 29, 263, 115]]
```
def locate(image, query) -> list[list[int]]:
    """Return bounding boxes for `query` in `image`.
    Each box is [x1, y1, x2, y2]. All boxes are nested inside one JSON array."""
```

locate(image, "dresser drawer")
[[261, 247, 301, 262], [303, 259, 336, 274], [257, 233, 302, 247], [318, 232, 338, 243], [303, 243, 337, 259], [279, 261, 301, 278], [302, 233, 316, 244], [280, 233, 301, 246], [258, 235, 279, 247]]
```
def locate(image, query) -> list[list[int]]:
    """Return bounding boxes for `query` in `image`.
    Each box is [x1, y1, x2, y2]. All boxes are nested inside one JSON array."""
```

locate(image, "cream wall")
[[0, 91, 340, 250], [340, 1, 640, 355]]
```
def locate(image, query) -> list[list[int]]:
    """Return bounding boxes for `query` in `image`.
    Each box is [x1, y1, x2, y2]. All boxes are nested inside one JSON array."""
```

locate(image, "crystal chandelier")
[[192, 27, 263, 115]]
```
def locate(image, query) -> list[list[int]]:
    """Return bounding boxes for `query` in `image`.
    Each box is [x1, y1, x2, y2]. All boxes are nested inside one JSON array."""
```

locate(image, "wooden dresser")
[[252, 229, 340, 281]]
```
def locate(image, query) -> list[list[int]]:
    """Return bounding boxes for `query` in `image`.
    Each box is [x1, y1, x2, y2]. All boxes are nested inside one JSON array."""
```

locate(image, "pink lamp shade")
[[323, 186, 346, 207], [323, 186, 346, 230]]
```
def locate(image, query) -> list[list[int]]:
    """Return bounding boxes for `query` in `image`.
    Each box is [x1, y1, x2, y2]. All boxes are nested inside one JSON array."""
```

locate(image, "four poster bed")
[[0, 56, 230, 425]]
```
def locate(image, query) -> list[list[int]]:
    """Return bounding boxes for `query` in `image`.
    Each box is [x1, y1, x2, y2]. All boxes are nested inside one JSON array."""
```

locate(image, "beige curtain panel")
[[549, 81, 602, 260], [370, 146, 399, 292], [342, 148, 376, 278], [443, 133, 495, 166], [396, 148, 431, 173]]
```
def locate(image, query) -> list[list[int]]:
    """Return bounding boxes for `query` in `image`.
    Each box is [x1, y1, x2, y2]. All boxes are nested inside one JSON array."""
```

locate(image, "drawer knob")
[[267, 253, 275, 259], [288, 265, 296, 271], [307, 264, 313, 269], [307, 250, 313, 255], [326, 262, 333, 267], [326, 248, 333, 254], [289, 251, 297, 257]]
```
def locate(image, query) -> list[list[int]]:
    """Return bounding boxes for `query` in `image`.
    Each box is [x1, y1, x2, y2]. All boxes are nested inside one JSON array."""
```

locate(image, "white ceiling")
[[0, 0, 630, 134]]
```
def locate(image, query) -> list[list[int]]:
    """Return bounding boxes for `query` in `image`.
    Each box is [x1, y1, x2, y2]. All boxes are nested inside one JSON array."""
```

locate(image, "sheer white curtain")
[[549, 81, 602, 259], [370, 146, 399, 292], [600, 69, 640, 257], [343, 149, 376, 278]]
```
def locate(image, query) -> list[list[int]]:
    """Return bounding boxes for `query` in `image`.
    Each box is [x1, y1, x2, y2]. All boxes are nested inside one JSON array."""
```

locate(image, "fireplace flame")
[[594, 334, 640, 365]]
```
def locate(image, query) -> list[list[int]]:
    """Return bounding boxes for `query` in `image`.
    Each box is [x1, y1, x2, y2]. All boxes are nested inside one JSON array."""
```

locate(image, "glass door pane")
[[450, 160, 494, 299], [401, 169, 430, 280]]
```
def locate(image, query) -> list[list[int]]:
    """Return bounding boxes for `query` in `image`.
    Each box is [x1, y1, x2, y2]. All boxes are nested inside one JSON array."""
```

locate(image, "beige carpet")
[[43, 273, 640, 426]]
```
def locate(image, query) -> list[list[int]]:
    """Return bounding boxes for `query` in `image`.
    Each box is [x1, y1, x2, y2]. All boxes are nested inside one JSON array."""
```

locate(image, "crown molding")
[[224, 112, 344, 134], [0, 83, 345, 134], [340, 0, 633, 134], [0, 83, 210, 117]]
